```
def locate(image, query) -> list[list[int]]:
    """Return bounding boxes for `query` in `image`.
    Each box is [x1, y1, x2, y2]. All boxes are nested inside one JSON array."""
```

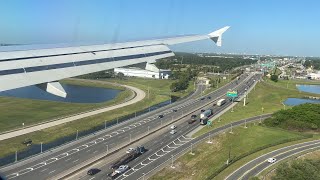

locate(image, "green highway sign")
[[227, 90, 238, 98]]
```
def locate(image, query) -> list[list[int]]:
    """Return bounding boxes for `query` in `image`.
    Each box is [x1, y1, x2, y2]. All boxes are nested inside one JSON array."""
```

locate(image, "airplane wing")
[[0, 26, 230, 97]]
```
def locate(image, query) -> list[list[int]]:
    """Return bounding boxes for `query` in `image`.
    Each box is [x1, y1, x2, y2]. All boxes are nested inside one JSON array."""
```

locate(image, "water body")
[[284, 98, 320, 106], [0, 84, 121, 103], [296, 84, 320, 94]]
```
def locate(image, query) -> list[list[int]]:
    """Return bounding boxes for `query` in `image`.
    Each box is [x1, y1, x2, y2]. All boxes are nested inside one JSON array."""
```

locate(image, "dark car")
[[201, 109, 206, 112], [207, 96, 211, 99], [188, 119, 196, 124], [87, 168, 101, 175], [158, 115, 164, 118], [200, 97, 205, 100], [212, 103, 217, 106], [172, 109, 177, 112], [191, 114, 197, 119]]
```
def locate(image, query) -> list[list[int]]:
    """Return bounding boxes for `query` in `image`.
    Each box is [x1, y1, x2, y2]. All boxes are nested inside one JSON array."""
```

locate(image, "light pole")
[[105, 120, 107, 129], [171, 155, 175, 168], [190, 143, 195, 155], [41, 142, 43, 153], [244, 120, 247, 128], [76, 130, 79, 140], [229, 124, 233, 134]]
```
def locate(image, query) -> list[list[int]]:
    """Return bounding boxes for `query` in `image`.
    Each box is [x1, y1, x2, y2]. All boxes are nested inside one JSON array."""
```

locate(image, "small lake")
[[296, 84, 320, 94], [284, 98, 320, 106], [0, 84, 122, 103]]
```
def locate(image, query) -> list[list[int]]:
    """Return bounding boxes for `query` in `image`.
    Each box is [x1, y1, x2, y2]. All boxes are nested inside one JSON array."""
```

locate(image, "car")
[[212, 103, 217, 106], [172, 109, 177, 112], [200, 97, 205, 100], [158, 114, 164, 118], [126, 148, 135, 153], [207, 96, 211, 99], [170, 125, 176, 129], [188, 119, 196, 124], [191, 114, 197, 119], [115, 165, 129, 174], [267, 158, 277, 163], [201, 109, 206, 112], [170, 130, 177, 134], [87, 168, 101, 175]]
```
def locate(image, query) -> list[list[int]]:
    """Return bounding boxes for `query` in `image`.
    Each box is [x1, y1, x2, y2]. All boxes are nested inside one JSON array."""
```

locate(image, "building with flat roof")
[[114, 63, 171, 79]]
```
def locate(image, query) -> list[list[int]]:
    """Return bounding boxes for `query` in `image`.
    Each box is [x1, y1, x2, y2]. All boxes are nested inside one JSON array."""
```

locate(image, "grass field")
[[0, 79, 130, 133], [0, 77, 194, 158], [151, 125, 307, 180], [194, 79, 320, 137]]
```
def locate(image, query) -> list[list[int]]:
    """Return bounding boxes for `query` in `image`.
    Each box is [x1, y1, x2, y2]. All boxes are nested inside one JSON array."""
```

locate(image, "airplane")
[[0, 26, 230, 98]]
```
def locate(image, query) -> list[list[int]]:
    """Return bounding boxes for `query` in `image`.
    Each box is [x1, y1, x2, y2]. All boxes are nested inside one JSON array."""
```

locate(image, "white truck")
[[200, 109, 213, 119], [217, 99, 226, 106]]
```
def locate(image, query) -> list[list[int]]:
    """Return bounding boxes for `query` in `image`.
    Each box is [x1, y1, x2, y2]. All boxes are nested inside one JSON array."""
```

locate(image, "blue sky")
[[1, 0, 320, 56]]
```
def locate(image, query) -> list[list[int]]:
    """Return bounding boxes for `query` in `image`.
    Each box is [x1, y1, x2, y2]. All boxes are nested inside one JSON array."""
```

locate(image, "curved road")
[[0, 81, 146, 141], [226, 139, 320, 180]]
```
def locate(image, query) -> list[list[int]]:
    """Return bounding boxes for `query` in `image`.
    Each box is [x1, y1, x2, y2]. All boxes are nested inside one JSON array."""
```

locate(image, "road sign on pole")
[[227, 90, 238, 98]]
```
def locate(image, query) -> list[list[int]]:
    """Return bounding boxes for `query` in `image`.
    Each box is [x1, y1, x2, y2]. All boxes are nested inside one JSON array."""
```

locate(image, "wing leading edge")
[[0, 26, 230, 97]]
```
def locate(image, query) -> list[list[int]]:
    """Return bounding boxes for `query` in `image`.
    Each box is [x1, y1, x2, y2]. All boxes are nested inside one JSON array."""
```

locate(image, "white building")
[[307, 72, 320, 80], [114, 63, 171, 79]]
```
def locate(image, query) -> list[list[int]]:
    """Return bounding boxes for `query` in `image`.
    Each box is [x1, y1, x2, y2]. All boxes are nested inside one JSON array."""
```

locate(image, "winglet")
[[208, 26, 230, 46]]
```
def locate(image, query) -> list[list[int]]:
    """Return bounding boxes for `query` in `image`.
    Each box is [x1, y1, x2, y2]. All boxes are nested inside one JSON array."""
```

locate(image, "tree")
[[116, 72, 125, 80], [270, 74, 278, 82]]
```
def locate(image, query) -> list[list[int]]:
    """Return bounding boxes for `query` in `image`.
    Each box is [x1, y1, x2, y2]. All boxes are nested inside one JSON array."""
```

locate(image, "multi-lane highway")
[[226, 139, 320, 180], [0, 72, 257, 180], [70, 73, 261, 180]]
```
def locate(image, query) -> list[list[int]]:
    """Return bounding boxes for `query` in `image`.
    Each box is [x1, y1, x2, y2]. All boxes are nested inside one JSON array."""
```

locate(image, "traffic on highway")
[[1, 72, 260, 180]]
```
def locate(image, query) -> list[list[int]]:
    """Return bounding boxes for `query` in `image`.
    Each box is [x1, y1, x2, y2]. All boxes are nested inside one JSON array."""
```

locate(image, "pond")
[[0, 84, 122, 103], [284, 98, 320, 106], [296, 84, 320, 94]]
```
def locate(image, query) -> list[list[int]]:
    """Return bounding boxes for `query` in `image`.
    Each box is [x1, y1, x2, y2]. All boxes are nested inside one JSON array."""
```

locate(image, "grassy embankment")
[[152, 79, 320, 179], [0, 78, 194, 158], [151, 125, 309, 180]]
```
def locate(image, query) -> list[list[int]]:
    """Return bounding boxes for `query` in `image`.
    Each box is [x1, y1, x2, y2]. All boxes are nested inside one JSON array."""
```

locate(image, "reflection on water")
[[297, 84, 320, 94], [0, 84, 121, 103], [284, 98, 320, 106]]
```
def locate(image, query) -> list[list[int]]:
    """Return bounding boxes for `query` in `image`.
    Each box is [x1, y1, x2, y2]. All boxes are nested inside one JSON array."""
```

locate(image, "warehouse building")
[[114, 63, 171, 79]]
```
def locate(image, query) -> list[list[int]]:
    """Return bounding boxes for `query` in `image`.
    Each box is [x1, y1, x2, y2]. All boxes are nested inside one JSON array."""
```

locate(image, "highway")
[[69, 73, 261, 180], [0, 72, 256, 180], [226, 139, 320, 180]]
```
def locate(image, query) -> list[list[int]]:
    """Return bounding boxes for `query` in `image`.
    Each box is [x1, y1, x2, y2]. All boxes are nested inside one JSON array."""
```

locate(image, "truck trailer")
[[200, 109, 213, 119], [217, 99, 226, 106]]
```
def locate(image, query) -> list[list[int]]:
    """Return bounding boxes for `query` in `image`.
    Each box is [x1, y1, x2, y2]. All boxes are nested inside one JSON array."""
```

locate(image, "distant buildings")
[[114, 63, 171, 79]]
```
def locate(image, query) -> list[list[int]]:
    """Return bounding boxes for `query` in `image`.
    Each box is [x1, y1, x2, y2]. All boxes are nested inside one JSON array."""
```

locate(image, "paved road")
[[0, 73, 255, 180], [71, 73, 262, 180], [226, 140, 320, 180], [0, 81, 146, 141]]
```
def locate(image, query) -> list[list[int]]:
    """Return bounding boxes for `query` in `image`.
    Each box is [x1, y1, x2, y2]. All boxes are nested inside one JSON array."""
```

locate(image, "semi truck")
[[217, 99, 226, 106], [109, 146, 145, 170], [200, 109, 213, 119]]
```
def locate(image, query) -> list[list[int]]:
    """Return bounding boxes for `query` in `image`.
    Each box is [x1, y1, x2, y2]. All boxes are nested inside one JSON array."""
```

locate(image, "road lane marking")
[[73, 159, 79, 163], [65, 158, 71, 162], [40, 168, 48, 172], [48, 170, 56, 174]]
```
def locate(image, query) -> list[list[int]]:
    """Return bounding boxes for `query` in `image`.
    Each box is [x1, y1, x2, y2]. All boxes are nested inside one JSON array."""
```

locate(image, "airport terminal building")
[[114, 63, 171, 79]]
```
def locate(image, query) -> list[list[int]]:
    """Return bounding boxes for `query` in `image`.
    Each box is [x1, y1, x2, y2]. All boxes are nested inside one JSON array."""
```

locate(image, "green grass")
[[0, 79, 130, 133], [0, 77, 193, 158], [194, 79, 320, 137], [151, 125, 307, 180]]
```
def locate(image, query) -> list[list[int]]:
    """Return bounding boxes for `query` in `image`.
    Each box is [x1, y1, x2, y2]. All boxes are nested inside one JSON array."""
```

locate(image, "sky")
[[0, 0, 320, 56]]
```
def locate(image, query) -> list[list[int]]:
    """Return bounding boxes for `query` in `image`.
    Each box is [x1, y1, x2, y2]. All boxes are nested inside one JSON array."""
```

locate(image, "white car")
[[170, 125, 176, 129], [115, 165, 129, 174], [267, 158, 277, 163], [126, 148, 135, 154], [170, 130, 177, 134]]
